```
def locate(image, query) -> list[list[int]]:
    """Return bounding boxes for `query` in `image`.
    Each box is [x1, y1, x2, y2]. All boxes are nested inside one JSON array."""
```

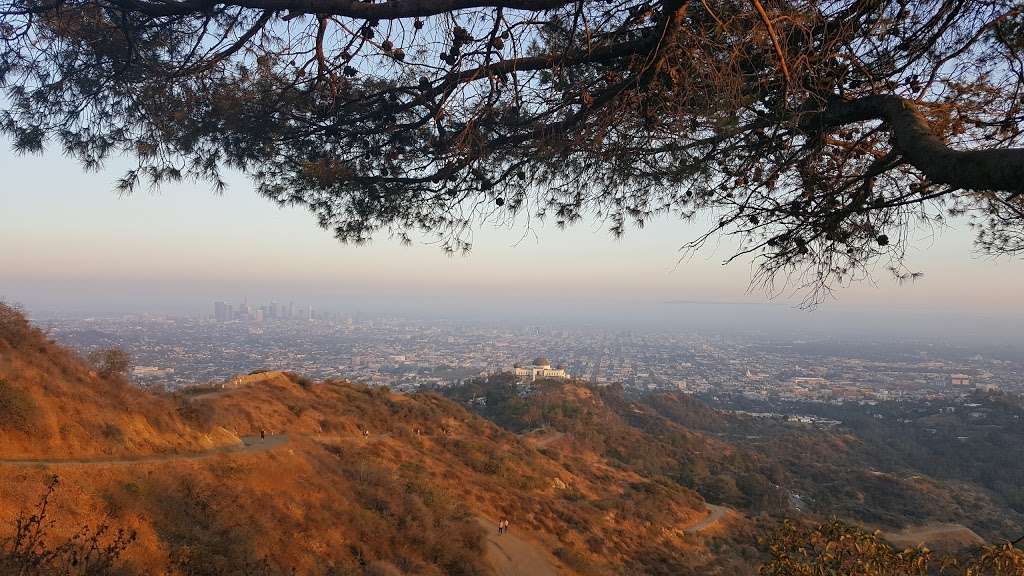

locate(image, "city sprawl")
[[41, 304, 1024, 408]]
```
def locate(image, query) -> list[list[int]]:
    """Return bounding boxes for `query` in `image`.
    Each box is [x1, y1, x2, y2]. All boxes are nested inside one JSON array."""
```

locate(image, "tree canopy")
[[761, 520, 1024, 576], [1, 0, 1022, 300]]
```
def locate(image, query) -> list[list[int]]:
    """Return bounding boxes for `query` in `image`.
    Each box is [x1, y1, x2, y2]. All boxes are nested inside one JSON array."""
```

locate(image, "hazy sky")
[[3, 136, 1024, 339]]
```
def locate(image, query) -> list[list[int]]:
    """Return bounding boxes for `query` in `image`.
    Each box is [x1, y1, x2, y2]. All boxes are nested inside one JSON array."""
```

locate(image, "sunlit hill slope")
[[0, 304, 752, 575]]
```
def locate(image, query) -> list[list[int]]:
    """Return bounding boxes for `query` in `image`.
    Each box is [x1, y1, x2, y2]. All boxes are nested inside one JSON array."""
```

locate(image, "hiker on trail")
[[260, 429, 265, 440], [502, 519, 510, 534], [363, 429, 370, 438]]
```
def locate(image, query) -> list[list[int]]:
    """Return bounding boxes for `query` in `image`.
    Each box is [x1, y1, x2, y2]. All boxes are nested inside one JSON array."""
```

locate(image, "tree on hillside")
[[1, 0, 1022, 300], [88, 347, 132, 379], [761, 520, 1024, 576]]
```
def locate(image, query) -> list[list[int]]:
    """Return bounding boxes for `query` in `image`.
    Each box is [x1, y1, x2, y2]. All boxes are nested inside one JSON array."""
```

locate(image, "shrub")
[[554, 546, 595, 574], [0, 476, 137, 576], [177, 397, 216, 429], [284, 372, 314, 389], [0, 378, 41, 434], [0, 302, 31, 345], [101, 422, 125, 442], [760, 520, 1024, 576], [88, 348, 132, 379]]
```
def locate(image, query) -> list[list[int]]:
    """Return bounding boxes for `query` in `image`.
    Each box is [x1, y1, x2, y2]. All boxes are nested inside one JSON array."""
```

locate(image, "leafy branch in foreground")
[[761, 519, 1024, 576], [1, 0, 1023, 301]]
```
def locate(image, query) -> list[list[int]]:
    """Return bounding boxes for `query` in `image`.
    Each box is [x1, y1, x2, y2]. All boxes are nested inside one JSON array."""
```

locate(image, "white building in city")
[[949, 373, 971, 386], [513, 357, 569, 381]]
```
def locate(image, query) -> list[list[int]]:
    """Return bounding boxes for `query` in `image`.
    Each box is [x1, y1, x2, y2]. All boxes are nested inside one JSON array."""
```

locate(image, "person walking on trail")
[[503, 519, 510, 534], [260, 429, 265, 440]]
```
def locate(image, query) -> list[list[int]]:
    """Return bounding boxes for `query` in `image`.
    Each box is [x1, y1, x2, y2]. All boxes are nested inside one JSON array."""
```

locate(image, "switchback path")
[[683, 503, 729, 534], [476, 517, 560, 576], [0, 435, 289, 467]]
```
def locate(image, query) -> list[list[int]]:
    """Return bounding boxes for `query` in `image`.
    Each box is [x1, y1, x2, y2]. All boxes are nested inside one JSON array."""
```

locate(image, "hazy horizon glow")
[[3, 136, 1024, 341]]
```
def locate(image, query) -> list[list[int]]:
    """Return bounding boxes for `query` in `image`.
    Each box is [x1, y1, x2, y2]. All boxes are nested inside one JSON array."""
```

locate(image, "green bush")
[[0, 378, 41, 434]]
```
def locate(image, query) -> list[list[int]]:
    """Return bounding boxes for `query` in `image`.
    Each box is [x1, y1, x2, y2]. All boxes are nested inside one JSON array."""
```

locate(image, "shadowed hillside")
[[446, 374, 1024, 545], [445, 375, 789, 514]]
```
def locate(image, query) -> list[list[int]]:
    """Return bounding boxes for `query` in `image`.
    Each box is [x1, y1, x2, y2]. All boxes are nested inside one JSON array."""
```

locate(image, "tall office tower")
[[269, 301, 280, 320], [214, 301, 229, 321]]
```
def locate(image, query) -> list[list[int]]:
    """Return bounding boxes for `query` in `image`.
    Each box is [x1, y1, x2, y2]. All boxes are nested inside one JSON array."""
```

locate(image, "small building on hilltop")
[[513, 357, 569, 382]]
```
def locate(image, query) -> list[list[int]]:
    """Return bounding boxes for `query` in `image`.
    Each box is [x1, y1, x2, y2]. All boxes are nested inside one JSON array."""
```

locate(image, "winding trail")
[[684, 503, 729, 534], [531, 431, 566, 449], [476, 517, 560, 576], [0, 427, 692, 574], [0, 435, 289, 467]]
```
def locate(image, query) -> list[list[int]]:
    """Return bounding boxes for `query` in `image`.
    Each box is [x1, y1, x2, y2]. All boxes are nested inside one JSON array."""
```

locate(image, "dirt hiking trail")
[[476, 517, 560, 576], [0, 435, 289, 467]]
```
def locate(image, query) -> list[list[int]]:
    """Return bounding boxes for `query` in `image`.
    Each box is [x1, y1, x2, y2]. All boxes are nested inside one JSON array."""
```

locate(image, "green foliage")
[[1, 0, 1023, 299], [702, 392, 1024, 536]]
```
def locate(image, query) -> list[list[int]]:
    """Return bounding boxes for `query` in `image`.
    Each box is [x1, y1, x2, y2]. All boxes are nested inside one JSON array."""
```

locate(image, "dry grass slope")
[[0, 304, 730, 575]]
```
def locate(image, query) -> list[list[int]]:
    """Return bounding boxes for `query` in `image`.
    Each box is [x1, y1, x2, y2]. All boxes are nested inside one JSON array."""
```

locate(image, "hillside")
[[446, 375, 1024, 545], [0, 304, 237, 459], [639, 391, 1024, 540], [0, 305, 754, 575], [445, 375, 788, 514], [6, 302, 1022, 575]]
